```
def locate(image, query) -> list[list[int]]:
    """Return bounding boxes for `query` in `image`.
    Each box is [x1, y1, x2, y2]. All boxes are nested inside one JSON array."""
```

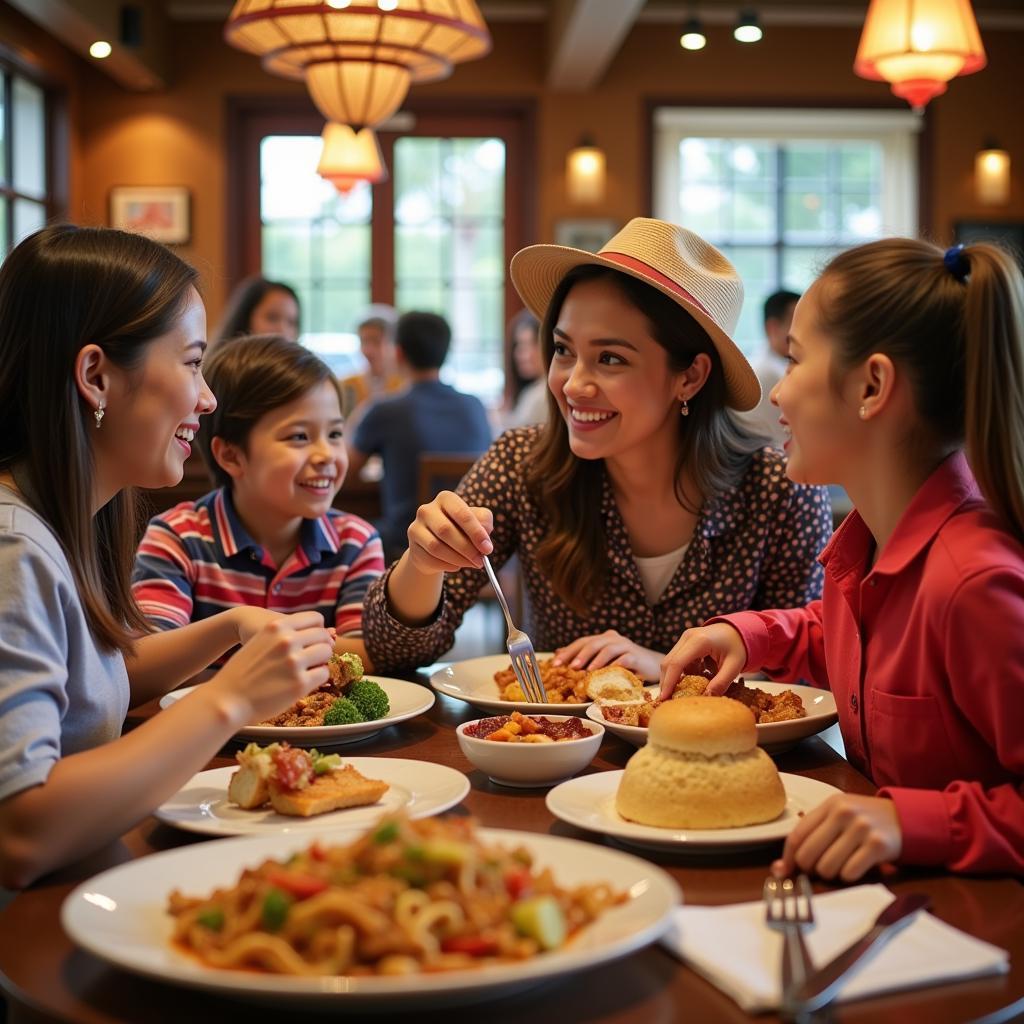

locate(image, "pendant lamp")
[[316, 122, 388, 193], [854, 0, 986, 110]]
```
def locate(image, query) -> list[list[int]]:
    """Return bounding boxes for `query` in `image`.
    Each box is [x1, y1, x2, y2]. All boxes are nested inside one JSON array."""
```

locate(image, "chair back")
[[416, 452, 478, 507]]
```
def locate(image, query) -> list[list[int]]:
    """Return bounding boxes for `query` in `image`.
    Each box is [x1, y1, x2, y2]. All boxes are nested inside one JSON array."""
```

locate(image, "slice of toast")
[[586, 665, 645, 703], [227, 764, 270, 809], [268, 765, 389, 818]]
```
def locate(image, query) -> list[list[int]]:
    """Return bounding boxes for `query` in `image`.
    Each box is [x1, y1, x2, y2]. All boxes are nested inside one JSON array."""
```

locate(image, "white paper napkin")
[[660, 883, 1009, 1013]]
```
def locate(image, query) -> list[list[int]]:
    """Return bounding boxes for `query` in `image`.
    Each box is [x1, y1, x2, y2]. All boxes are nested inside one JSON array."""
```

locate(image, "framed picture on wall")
[[554, 218, 618, 252], [109, 186, 191, 245]]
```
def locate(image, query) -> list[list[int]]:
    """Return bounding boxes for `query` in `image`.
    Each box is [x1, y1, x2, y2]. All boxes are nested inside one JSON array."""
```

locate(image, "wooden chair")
[[416, 451, 523, 623]]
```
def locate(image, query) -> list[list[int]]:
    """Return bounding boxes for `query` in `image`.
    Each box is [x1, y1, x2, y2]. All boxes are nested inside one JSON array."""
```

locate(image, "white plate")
[[546, 771, 842, 853], [61, 827, 681, 1009], [586, 681, 839, 755], [158, 677, 435, 747], [153, 759, 469, 837], [430, 653, 592, 716]]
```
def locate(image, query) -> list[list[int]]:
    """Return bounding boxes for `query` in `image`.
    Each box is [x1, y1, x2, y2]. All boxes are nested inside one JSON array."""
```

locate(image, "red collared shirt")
[[719, 452, 1024, 875]]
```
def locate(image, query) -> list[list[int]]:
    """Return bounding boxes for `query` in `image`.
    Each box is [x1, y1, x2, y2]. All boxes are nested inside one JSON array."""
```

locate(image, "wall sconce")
[[975, 141, 1010, 205], [566, 137, 606, 204]]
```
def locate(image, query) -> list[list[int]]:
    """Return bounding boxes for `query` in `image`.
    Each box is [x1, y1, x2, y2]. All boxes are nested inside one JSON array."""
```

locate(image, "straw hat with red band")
[[509, 217, 761, 412]]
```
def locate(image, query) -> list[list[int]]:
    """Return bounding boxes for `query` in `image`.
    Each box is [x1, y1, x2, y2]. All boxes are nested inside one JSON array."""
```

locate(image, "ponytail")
[[817, 237, 1024, 545], [962, 245, 1024, 544]]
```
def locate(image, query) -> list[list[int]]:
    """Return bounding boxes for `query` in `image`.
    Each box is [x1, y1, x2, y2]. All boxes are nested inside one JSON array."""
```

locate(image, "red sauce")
[[464, 714, 591, 742]]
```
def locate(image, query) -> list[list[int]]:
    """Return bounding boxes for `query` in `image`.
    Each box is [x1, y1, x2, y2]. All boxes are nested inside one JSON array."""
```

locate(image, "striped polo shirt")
[[132, 487, 385, 637]]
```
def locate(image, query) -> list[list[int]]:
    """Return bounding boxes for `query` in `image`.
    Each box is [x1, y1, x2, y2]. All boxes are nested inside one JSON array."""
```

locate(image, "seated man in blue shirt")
[[349, 311, 492, 562]]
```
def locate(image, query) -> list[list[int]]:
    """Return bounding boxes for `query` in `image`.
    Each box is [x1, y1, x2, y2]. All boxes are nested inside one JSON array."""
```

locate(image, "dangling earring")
[[680, 398, 690, 417], [858, 405, 867, 420], [94, 401, 105, 429]]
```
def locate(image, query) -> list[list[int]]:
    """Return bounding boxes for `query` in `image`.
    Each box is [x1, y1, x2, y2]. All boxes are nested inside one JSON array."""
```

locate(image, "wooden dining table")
[[1, 671, 1021, 1024]]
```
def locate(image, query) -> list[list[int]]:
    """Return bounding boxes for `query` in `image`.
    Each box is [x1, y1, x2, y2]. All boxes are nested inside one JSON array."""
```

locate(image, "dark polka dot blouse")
[[364, 427, 833, 673]]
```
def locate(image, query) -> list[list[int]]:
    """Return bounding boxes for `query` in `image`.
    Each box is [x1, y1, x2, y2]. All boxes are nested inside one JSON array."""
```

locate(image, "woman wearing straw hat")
[[363, 219, 832, 678]]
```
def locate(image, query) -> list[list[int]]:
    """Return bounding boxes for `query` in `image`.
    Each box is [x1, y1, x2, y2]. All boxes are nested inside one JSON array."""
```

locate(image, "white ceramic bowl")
[[456, 715, 604, 788]]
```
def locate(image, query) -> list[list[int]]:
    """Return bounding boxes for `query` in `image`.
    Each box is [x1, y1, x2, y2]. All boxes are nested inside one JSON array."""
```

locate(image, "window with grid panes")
[[258, 134, 506, 403], [653, 108, 920, 356], [0, 65, 50, 256]]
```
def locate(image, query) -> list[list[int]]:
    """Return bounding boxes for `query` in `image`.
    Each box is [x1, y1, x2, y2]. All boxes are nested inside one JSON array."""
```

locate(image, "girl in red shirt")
[[660, 238, 1024, 879]]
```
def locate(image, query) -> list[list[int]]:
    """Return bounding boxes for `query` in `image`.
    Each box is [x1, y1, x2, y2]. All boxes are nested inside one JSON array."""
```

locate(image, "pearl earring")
[[680, 399, 690, 417], [94, 402, 105, 429], [859, 405, 867, 419]]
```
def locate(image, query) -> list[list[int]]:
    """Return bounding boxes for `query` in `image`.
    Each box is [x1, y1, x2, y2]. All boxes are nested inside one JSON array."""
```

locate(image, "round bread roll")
[[615, 697, 786, 829]]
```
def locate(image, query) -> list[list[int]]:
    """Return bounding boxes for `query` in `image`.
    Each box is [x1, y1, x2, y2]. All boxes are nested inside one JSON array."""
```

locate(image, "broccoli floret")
[[322, 697, 364, 726], [347, 679, 390, 721]]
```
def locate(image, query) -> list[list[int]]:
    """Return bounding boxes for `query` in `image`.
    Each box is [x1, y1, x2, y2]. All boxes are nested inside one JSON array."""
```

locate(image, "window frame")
[[0, 52, 63, 255], [226, 95, 537, 403]]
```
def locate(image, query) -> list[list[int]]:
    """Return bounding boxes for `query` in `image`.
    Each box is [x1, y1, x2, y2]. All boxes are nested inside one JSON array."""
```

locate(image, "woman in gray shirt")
[[0, 225, 332, 889]]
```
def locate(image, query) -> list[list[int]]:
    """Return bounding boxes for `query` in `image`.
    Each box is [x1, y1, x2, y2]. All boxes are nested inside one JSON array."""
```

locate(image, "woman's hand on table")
[[658, 623, 747, 699], [772, 794, 903, 882], [554, 631, 663, 681], [209, 611, 333, 724], [406, 490, 494, 575]]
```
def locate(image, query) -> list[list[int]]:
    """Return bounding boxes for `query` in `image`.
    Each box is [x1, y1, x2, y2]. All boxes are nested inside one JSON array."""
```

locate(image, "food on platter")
[[259, 653, 392, 728], [585, 666, 646, 703], [615, 697, 786, 829], [597, 675, 806, 728], [167, 814, 626, 976], [493, 658, 590, 704], [228, 743, 389, 818], [462, 711, 594, 743]]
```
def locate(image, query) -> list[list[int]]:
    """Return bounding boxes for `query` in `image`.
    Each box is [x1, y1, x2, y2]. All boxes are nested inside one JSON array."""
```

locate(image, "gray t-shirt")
[[0, 486, 130, 803]]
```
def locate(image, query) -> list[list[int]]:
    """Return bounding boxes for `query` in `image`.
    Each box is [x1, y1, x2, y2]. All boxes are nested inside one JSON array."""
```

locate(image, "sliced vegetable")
[[440, 935, 500, 957], [264, 867, 329, 900], [373, 820, 400, 845], [420, 839, 470, 866], [196, 907, 224, 931], [261, 887, 293, 931], [510, 896, 567, 950]]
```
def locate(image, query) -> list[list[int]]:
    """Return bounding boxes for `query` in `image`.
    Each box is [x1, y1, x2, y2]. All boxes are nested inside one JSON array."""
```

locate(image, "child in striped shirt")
[[133, 334, 384, 669]]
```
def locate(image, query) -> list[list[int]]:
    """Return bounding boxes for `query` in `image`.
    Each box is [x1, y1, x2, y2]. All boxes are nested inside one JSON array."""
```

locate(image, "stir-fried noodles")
[[168, 815, 625, 976]]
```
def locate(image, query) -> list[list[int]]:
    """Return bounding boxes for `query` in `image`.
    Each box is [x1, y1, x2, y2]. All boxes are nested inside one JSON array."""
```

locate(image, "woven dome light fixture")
[[316, 122, 388, 193], [225, 1, 491, 129], [854, 0, 986, 110]]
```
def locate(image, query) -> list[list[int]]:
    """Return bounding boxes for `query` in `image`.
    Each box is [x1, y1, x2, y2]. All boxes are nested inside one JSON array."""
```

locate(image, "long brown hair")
[[818, 238, 1024, 543], [198, 333, 342, 489], [0, 224, 200, 652], [524, 265, 763, 614]]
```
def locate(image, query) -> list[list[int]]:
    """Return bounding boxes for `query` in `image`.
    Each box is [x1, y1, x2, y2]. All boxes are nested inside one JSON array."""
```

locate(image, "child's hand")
[[658, 623, 747, 699], [406, 490, 494, 575], [212, 612, 332, 724], [554, 630, 663, 682], [231, 607, 285, 646], [772, 794, 902, 882]]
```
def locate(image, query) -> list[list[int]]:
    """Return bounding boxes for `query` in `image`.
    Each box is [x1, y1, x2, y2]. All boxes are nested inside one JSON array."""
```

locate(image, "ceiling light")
[[317, 123, 388, 194], [680, 18, 707, 52], [734, 11, 762, 44], [89, 40, 112, 59], [225, 0, 492, 130], [854, 0, 986, 110]]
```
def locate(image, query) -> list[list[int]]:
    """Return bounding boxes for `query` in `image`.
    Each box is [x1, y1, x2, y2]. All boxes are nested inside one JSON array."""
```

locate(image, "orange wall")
[[3, 8, 1021, 320]]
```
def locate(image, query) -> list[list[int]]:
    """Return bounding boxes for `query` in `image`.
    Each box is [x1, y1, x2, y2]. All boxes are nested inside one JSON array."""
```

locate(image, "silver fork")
[[480, 555, 546, 704], [764, 875, 817, 1020]]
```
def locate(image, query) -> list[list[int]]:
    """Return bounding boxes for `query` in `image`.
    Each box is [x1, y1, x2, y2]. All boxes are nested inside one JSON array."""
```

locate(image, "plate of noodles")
[[429, 654, 594, 715], [586, 680, 839, 755], [153, 758, 470, 837], [61, 816, 680, 1009], [158, 677, 435, 747], [546, 771, 842, 854]]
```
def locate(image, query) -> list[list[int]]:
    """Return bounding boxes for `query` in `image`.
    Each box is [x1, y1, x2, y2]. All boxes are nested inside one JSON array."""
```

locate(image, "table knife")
[[792, 892, 931, 1013]]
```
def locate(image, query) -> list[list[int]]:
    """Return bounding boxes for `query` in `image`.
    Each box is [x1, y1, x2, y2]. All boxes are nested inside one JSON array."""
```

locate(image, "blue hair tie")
[[943, 244, 970, 282]]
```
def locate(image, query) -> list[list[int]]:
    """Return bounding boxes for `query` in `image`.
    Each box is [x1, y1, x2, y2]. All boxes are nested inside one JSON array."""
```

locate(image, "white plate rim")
[[60, 827, 682, 1003], [585, 681, 839, 750], [429, 654, 593, 715], [158, 677, 435, 745], [153, 759, 471, 837], [546, 770, 842, 851]]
